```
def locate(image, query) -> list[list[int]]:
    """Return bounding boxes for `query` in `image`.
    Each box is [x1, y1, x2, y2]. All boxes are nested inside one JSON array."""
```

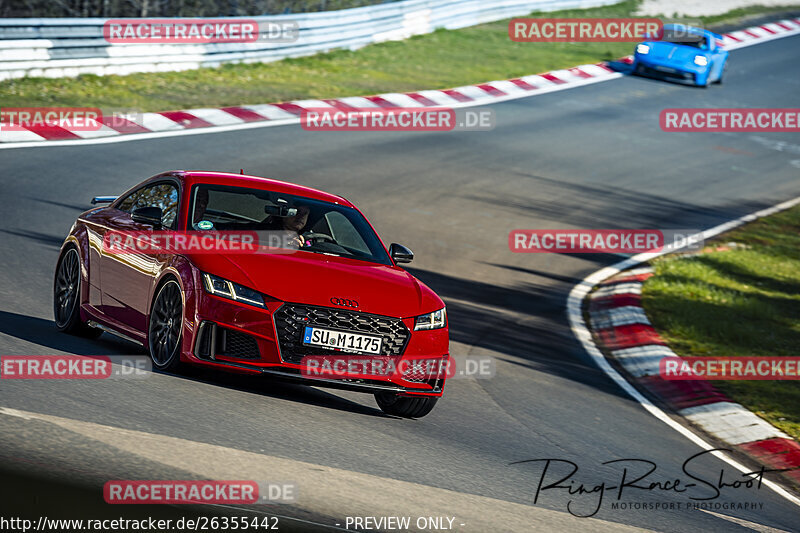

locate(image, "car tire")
[[148, 279, 184, 372], [374, 393, 438, 418], [714, 64, 725, 84], [53, 246, 102, 338]]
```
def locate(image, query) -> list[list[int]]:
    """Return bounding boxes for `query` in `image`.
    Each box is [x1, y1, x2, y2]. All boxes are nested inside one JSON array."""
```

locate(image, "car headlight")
[[202, 273, 265, 308], [414, 308, 446, 331], [636, 44, 650, 54], [693, 55, 708, 66]]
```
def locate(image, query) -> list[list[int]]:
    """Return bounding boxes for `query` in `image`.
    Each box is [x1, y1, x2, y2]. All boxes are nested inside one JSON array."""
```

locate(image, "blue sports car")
[[632, 24, 728, 87]]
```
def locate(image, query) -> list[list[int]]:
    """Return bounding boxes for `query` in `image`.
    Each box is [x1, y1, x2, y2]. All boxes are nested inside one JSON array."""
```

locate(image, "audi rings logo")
[[330, 297, 358, 308]]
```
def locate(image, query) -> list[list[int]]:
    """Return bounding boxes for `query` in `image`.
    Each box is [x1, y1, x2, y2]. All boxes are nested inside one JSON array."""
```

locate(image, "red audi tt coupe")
[[54, 171, 449, 417]]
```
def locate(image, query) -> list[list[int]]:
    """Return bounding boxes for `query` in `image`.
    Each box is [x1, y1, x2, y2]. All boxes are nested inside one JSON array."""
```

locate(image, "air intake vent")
[[196, 322, 260, 360]]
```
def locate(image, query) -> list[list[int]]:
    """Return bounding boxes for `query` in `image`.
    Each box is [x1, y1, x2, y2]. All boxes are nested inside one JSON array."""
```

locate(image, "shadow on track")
[[0, 311, 138, 355], [0, 311, 387, 418], [0, 228, 65, 249], [461, 173, 780, 233], [406, 267, 629, 399], [176, 367, 393, 419]]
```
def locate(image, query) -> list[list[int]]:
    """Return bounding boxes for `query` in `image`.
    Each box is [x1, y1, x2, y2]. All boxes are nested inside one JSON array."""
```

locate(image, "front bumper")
[[183, 272, 449, 397], [634, 55, 706, 81]]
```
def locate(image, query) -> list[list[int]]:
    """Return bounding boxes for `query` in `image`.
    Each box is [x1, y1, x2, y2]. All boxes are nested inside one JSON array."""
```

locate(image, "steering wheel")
[[302, 232, 336, 245]]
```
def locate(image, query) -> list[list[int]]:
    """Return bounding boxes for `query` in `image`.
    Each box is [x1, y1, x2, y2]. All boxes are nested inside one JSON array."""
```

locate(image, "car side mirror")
[[131, 206, 163, 228], [389, 243, 413, 264], [91, 195, 118, 205]]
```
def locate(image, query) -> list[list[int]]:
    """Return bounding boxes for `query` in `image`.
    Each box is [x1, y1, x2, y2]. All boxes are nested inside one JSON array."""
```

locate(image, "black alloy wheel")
[[148, 280, 184, 371]]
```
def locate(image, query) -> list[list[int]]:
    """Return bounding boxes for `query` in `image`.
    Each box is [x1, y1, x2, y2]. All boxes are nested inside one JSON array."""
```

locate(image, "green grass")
[[2, 0, 796, 112], [696, 4, 800, 26], [642, 205, 800, 441]]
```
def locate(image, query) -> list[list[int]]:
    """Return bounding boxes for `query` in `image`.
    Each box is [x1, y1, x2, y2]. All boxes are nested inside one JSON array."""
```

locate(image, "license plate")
[[655, 66, 677, 73], [303, 327, 382, 354]]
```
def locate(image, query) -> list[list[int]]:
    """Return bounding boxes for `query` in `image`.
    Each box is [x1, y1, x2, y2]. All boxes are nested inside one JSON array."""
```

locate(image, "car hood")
[[189, 252, 444, 318], [644, 41, 705, 63]]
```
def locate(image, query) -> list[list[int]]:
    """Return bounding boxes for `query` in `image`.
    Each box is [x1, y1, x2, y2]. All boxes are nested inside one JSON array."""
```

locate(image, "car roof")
[[163, 170, 354, 207]]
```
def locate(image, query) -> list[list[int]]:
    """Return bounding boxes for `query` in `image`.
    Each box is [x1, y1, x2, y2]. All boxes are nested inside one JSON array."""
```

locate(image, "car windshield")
[[666, 39, 704, 48], [662, 29, 707, 48], [188, 184, 392, 265]]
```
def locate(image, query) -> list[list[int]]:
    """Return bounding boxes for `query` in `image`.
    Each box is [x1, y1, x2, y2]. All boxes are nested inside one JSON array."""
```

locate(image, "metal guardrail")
[[0, 0, 620, 80]]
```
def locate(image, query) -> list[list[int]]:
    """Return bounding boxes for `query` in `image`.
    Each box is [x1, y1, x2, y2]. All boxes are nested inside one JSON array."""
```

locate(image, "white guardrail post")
[[0, 0, 620, 80]]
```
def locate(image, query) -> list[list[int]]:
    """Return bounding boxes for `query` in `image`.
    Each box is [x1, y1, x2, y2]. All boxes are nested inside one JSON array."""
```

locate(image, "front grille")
[[274, 304, 410, 363]]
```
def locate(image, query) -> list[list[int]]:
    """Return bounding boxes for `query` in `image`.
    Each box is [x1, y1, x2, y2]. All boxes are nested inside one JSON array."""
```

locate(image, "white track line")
[[697, 508, 794, 533], [566, 195, 800, 508]]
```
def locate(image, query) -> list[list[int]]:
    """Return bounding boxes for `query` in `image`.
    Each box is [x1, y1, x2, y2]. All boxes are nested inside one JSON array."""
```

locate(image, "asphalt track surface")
[[1, 34, 800, 533]]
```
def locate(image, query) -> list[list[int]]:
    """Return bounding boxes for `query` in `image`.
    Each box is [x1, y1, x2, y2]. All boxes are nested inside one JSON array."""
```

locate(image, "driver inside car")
[[283, 205, 310, 247], [192, 188, 210, 228]]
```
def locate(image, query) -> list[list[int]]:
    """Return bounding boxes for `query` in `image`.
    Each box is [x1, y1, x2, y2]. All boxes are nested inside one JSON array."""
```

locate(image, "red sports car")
[[54, 171, 449, 417]]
